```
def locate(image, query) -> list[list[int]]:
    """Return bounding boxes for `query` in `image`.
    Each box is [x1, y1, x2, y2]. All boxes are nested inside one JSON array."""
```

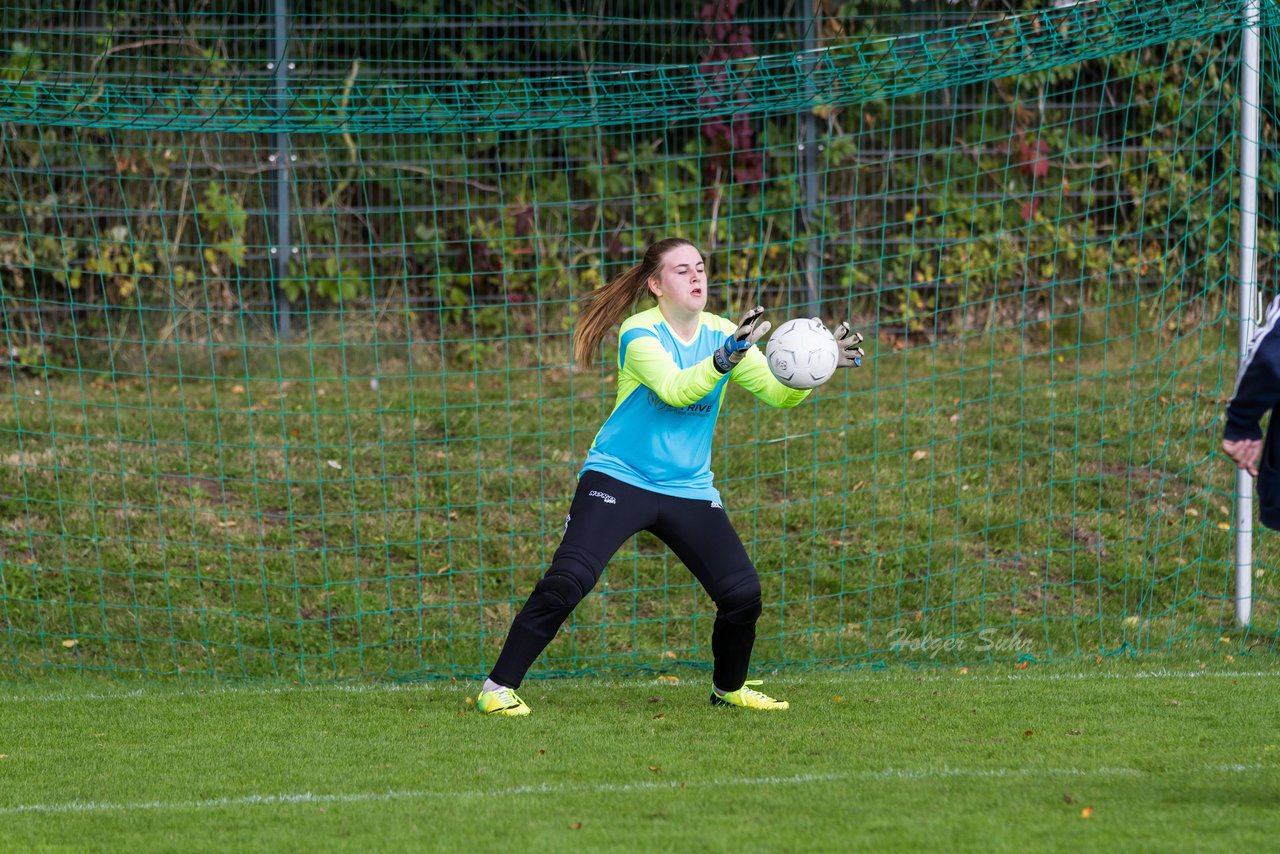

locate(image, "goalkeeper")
[[477, 238, 864, 716]]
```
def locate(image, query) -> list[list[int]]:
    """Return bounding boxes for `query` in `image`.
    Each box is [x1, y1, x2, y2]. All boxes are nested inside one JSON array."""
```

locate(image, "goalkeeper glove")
[[713, 306, 771, 374], [832, 321, 865, 368]]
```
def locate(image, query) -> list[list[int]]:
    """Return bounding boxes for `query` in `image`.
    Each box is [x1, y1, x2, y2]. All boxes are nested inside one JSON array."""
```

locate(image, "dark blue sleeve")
[[1225, 298, 1280, 441]]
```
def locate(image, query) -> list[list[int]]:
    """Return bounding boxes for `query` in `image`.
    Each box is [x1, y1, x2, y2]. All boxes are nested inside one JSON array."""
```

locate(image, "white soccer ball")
[[765, 318, 839, 390]]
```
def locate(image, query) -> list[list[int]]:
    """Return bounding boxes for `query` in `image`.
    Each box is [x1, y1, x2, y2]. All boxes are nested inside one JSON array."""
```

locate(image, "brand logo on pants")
[[588, 490, 617, 505]]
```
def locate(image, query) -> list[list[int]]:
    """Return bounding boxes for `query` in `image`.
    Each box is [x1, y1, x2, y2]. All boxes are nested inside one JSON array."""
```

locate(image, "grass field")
[[0, 661, 1276, 852]]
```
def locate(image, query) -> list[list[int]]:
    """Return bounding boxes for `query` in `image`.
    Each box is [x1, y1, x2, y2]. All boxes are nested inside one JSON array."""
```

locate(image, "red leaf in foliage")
[[701, 0, 742, 23], [1018, 138, 1051, 180], [1029, 154, 1050, 180], [702, 120, 731, 145], [734, 152, 763, 184]]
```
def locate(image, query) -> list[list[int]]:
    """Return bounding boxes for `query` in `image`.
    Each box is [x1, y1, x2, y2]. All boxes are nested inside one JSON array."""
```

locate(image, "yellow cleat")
[[477, 686, 531, 716], [710, 680, 789, 711]]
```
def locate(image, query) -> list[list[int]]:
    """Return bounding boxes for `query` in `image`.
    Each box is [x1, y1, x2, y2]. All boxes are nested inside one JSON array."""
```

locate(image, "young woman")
[[477, 238, 864, 715]]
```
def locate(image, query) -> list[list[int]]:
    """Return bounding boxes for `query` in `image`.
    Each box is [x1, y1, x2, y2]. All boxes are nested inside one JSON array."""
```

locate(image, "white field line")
[[1, 668, 1278, 704], [0, 763, 1269, 816]]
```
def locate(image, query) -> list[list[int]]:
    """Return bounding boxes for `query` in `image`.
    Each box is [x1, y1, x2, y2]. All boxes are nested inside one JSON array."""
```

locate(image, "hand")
[[1222, 437, 1262, 477], [713, 306, 771, 373], [831, 321, 865, 368]]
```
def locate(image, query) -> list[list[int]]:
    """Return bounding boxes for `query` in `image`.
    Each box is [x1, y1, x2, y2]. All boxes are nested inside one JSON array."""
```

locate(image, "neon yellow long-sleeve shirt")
[[581, 306, 810, 502]]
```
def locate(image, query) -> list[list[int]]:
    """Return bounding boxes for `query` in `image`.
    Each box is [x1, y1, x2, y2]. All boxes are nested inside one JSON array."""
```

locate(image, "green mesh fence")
[[0, 1, 1277, 680]]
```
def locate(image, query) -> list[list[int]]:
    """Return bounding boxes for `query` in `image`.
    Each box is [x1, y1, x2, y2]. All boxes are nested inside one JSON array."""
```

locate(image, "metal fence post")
[[272, 0, 293, 340], [1235, 0, 1262, 627]]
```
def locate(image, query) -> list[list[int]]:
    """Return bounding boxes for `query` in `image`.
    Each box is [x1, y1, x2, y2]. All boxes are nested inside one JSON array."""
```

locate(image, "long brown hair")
[[572, 238, 695, 365]]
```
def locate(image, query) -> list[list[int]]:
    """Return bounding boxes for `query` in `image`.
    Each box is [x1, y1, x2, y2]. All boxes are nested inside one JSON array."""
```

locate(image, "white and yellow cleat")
[[710, 680, 789, 711], [477, 685, 531, 716]]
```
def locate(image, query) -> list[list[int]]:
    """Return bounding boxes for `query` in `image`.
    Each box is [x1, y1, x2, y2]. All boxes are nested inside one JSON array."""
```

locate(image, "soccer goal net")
[[0, 1, 1274, 680]]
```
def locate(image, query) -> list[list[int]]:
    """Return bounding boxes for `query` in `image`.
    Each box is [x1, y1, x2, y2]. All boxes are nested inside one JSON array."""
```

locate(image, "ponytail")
[[573, 238, 694, 365]]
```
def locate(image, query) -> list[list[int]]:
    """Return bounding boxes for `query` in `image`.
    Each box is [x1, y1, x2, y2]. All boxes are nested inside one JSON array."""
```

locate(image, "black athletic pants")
[[489, 470, 763, 692]]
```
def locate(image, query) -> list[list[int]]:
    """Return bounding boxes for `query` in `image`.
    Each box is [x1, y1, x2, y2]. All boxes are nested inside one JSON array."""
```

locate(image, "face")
[[648, 244, 707, 314]]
